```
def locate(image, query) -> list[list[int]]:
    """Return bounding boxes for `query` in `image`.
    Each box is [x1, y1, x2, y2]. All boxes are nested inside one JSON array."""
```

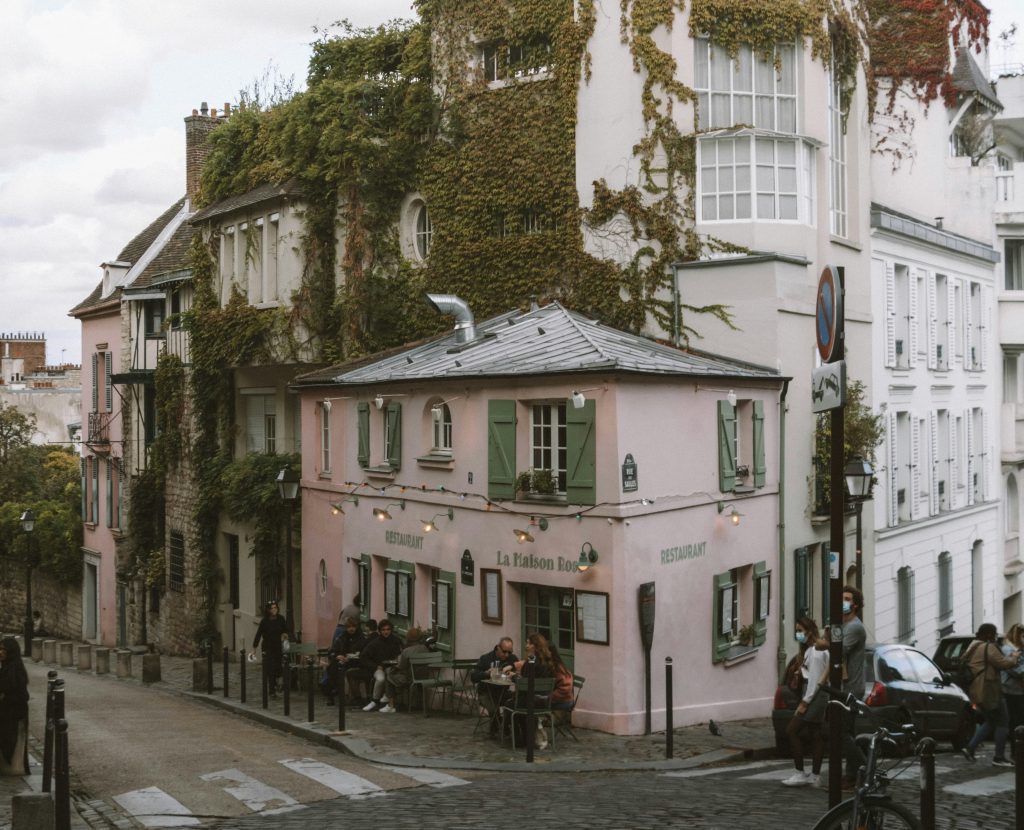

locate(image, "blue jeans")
[[967, 697, 1009, 758]]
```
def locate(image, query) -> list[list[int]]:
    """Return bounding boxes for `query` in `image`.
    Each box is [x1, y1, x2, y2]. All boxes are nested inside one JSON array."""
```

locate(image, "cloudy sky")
[[2, 0, 1022, 367]]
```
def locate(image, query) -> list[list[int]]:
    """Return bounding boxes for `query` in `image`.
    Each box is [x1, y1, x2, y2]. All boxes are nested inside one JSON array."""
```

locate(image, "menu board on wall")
[[481, 569, 502, 624], [575, 591, 609, 645]]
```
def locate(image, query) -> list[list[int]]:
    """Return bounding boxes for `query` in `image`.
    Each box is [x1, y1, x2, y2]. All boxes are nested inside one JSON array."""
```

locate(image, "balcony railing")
[[87, 411, 114, 448]]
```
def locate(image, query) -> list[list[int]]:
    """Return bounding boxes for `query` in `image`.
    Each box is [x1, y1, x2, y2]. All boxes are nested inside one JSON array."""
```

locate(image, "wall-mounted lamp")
[[373, 500, 406, 521], [569, 387, 603, 409], [513, 527, 534, 543], [697, 386, 738, 407], [373, 393, 407, 410], [577, 542, 599, 572], [330, 495, 359, 515], [717, 501, 743, 525], [422, 507, 454, 532]]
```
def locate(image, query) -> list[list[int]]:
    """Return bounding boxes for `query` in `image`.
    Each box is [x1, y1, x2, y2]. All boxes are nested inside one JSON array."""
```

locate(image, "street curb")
[[183, 690, 773, 773]]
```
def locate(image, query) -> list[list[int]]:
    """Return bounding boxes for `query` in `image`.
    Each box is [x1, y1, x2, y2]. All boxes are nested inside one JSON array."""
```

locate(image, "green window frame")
[[794, 545, 811, 622], [487, 400, 516, 500], [386, 559, 414, 638], [359, 554, 371, 622], [712, 570, 738, 662], [357, 402, 370, 467], [566, 399, 596, 505], [752, 399, 766, 487], [753, 560, 769, 646], [385, 401, 402, 469], [431, 569, 456, 654], [718, 400, 737, 492], [80, 457, 87, 520]]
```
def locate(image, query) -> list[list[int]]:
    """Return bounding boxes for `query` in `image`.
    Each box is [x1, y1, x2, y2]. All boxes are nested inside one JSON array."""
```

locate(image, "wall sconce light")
[[513, 527, 534, 543], [569, 387, 603, 409], [374, 500, 406, 521], [717, 502, 743, 525], [422, 507, 454, 532], [577, 542, 599, 572], [373, 393, 407, 410], [330, 495, 359, 516], [697, 386, 738, 407]]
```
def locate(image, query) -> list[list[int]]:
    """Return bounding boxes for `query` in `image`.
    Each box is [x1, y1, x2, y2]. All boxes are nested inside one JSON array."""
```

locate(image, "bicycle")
[[810, 691, 922, 830]]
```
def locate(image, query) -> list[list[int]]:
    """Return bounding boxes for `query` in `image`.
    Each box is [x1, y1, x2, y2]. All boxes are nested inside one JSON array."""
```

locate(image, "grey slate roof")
[[128, 222, 195, 290], [952, 47, 1002, 111], [190, 178, 305, 224], [295, 302, 782, 388]]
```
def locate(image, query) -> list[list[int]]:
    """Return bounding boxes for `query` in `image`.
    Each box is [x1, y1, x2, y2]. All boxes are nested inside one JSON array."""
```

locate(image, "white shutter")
[[964, 281, 974, 369], [885, 262, 897, 368], [91, 352, 98, 412], [949, 413, 960, 509], [946, 277, 956, 370], [980, 285, 992, 369], [104, 351, 113, 412], [908, 270, 919, 367], [910, 416, 921, 519], [981, 407, 989, 501], [888, 410, 899, 526], [965, 408, 975, 506], [246, 396, 266, 453], [926, 271, 937, 370], [929, 410, 939, 515]]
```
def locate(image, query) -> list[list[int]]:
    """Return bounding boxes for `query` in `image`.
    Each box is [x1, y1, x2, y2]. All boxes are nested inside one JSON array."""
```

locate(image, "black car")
[[933, 633, 1002, 684], [772, 643, 974, 755]]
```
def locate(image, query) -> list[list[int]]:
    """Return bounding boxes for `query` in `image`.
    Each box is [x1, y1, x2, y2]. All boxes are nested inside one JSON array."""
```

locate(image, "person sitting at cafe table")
[[383, 627, 431, 713], [360, 620, 403, 712], [471, 637, 519, 733], [512, 632, 558, 749], [321, 617, 368, 706]]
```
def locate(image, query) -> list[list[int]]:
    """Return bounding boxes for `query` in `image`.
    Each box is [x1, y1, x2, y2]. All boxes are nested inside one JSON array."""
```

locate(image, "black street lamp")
[[276, 467, 300, 637], [844, 458, 874, 594], [20, 509, 35, 657]]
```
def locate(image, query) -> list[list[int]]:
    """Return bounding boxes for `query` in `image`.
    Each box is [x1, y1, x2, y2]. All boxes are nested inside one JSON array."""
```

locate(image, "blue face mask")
[[795, 631, 807, 644], [842, 600, 853, 614]]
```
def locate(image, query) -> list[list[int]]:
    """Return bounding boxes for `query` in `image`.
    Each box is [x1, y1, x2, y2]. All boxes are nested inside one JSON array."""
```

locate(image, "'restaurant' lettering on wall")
[[660, 541, 706, 564], [385, 530, 424, 550]]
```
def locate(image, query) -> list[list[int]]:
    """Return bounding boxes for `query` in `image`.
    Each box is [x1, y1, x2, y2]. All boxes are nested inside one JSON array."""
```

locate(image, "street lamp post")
[[20, 509, 36, 657], [844, 458, 874, 594], [276, 467, 300, 638]]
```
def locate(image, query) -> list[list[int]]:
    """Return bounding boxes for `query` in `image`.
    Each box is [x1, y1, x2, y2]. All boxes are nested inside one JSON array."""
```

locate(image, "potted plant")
[[738, 623, 758, 647], [515, 468, 556, 498]]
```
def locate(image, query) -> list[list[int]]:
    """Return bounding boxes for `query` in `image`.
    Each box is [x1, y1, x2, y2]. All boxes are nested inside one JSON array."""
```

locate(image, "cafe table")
[[480, 675, 515, 736]]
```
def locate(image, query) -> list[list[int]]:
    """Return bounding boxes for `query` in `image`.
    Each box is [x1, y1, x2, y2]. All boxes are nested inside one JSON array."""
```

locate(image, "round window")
[[415, 203, 432, 260], [318, 559, 328, 596]]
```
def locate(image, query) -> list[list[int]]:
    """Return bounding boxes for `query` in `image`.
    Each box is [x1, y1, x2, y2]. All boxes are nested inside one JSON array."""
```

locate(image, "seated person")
[[549, 643, 575, 716], [511, 633, 558, 749], [359, 620, 403, 711], [471, 637, 519, 733], [383, 627, 431, 713], [321, 617, 368, 705]]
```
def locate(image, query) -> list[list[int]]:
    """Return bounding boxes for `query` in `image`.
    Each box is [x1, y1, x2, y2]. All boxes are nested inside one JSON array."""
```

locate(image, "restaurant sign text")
[[660, 541, 707, 565], [385, 530, 424, 550], [495, 550, 578, 573]]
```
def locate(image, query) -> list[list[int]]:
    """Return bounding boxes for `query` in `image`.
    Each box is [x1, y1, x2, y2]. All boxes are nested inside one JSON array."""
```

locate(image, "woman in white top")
[[782, 616, 829, 787]]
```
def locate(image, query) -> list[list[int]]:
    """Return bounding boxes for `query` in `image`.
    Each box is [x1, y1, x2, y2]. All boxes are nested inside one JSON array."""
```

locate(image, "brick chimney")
[[184, 101, 219, 207]]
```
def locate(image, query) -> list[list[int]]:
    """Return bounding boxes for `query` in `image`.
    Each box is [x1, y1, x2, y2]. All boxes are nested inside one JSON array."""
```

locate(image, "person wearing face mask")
[[840, 585, 867, 788], [782, 617, 828, 787]]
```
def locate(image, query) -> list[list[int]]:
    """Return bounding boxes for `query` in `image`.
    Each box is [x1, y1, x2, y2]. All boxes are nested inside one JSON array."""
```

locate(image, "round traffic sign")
[[816, 265, 843, 363]]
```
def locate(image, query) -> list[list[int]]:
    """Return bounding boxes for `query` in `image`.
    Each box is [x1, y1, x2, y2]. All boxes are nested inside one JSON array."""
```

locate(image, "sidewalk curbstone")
[[94, 648, 110, 675], [77, 644, 92, 672]]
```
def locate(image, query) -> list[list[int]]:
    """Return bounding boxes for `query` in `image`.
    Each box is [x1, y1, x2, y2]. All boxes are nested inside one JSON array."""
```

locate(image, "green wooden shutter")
[[718, 400, 737, 492], [357, 402, 370, 467], [359, 554, 371, 621], [566, 399, 596, 505], [80, 457, 87, 520], [753, 560, 769, 646], [794, 546, 809, 623], [390, 560, 415, 638], [386, 401, 402, 469], [752, 399, 766, 488], [487, 400, 516, 500], [712, 570, 735, 663]]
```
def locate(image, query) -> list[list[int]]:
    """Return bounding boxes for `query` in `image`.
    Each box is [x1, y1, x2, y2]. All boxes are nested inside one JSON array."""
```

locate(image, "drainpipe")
[[425, 294, 476, 344], [777, 379, 790, 684]]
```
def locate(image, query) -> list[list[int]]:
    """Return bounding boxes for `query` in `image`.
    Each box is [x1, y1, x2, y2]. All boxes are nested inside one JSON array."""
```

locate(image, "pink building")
[[294, 297, 787, 734]]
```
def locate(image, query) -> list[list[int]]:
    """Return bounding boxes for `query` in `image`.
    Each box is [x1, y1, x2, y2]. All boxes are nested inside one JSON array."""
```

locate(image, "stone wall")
[[0, 570, 83, 641]]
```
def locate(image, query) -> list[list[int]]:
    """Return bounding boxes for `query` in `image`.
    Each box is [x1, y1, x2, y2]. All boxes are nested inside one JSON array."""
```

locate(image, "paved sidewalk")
[[27, 647, 779, 773]]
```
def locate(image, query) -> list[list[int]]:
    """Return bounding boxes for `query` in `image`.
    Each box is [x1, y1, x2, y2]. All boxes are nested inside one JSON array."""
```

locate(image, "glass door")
[[521, 585, 574, 670]]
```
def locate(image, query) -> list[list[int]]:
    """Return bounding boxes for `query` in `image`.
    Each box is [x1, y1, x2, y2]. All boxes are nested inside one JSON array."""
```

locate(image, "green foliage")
[[814, 379, 884, 514], [0, 402, 36, 463]]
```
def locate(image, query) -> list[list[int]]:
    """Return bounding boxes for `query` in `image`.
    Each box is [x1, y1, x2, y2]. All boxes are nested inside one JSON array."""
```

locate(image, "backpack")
[[953, 643, 981, 693]]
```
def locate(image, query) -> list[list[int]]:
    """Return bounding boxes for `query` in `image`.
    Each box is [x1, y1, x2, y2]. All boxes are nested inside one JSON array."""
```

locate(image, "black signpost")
[[461, 550, 475, 586], [638, 582, 656, 735], [622, 454, 638, 492]]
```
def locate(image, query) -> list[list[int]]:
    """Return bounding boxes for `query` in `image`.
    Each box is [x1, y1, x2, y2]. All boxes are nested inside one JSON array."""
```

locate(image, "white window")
[[828, 66, 847, 238], [431, 403, 452, 453], [481, 38, 551, 84], [531, 403, 567, 493], [1006, 240, 1024, 290], [243, 392, 276, 454], [694, 39, 797, 133], [896, 566, 915, 643], [415, 204, 432, 260], [266, 213, 280, 301], [221, 226, 236, 284], [320, 401, 332, 474]]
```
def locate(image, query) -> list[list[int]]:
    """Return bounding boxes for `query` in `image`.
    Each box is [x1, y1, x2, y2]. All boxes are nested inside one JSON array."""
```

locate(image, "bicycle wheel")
[[811, 795, 922, 830]]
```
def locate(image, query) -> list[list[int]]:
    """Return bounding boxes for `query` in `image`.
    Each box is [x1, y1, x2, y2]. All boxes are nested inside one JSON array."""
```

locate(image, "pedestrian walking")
[[0, 637, 30, 776], [252, 600, 289, 697], [1002, 623, 1024, 756], [840, 585, 867, 788], [962, 622, 1020, 766], [782, 617, 828, 787]]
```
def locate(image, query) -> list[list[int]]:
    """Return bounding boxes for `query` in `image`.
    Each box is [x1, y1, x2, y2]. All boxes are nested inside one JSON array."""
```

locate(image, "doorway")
[[83, 554, 100, 642], [521, 585, 575, 670]]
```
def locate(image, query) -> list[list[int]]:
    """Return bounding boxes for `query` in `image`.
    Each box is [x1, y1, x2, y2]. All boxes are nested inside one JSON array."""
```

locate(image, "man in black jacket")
[[322, 617, 368, 705], [360, 620, 403, 711], [471, 638, 519, 733]]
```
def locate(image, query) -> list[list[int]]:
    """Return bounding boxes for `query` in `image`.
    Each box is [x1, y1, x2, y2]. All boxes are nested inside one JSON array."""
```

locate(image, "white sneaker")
[[362, 700, 378, 711], [379, 704, 396, 713], [805, 773, 821, 788], [782, 771, 811, 787]]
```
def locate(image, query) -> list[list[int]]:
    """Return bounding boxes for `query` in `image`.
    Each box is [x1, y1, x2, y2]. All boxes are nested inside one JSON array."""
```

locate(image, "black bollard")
[[665, 657, 674, 759], [1016, 726, 1024, 830], [42, 671, 58, 792], [261, 656, 269, 709], [223, 646, 230, 698], [336, 662, 347, 732], [239, 649, 247, 704], [525, 657, 536, 764], [307, 662, 315, 722], [206, 641, 214, 695], [54, 718, 70, 830], [283, 656, 291, 716], [919, 737, 935, 830]]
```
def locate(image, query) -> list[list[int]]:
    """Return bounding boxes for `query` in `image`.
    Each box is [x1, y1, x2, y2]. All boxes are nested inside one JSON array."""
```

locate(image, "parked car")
[[772, 643, 974, 756], [933, 633, 1002, 689]]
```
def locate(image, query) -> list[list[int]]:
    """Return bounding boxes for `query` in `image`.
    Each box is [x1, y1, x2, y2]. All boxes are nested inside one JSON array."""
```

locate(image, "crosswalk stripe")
[[113, 787, 200, 828], [381, 766, 470, 788], [944, 772, 1016, 796], [280, 758, 383, 798], [662, 760, 789, 779], [200, 768, 303, 814]]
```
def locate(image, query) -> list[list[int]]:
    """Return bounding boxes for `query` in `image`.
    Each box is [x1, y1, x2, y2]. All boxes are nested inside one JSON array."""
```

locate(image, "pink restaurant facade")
[[294, 300, 788, 735]]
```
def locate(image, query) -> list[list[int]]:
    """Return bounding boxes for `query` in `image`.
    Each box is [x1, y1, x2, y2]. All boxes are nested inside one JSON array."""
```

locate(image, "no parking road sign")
[[816, 265, 844, 364]]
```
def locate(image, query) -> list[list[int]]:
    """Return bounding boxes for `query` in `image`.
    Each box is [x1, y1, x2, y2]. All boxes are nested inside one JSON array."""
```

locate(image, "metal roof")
[[295, 302, 782, 388]]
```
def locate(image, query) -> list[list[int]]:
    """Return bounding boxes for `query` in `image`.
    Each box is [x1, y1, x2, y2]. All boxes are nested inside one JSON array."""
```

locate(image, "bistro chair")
[[553, 674, 585, 742], [500, 676, 555, 750], [408, 652, 453, 716], [449, 658, 478, 715]]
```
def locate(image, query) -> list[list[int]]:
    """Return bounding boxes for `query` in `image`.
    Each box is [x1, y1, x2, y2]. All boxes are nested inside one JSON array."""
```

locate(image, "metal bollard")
[[336, 662, 347, 732], [919, 737, 935, 830], [42, 671, 58, 792], [1016, 725, 1024, 830], [282, 657, 291, 716], [239, 649, 247, 704], [54, 719, 70, 830], [261, 656, 268, 709], [665, 657, 674, 759], [206, 642, 214, 695], [223, 646, 230, 699], [525, 657, 536, 764], [307, 663, 315, 722]]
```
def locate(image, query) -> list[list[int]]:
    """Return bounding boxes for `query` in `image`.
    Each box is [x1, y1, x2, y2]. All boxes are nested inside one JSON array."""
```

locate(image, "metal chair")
[[408, 652, 453, 716], [448, 658, 478, 715], [500, 676, 555, 749], [553, 674, 585, 741]]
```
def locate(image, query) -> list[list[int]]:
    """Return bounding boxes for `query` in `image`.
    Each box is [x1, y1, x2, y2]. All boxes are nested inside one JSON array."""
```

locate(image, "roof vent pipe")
[[426, 294, 476, 344]]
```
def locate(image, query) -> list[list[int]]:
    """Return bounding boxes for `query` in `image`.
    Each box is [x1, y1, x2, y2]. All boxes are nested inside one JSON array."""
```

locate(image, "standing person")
[[339, 595, 361, 630], [962, 622, 1021, 766], [252, 600, 289, 697], [1002, 623, 1024, 755], [0, 638, 30, 776], [359, 619, 403, 711], [782, 617, 828, 787], [840, 585, 868, 788]]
